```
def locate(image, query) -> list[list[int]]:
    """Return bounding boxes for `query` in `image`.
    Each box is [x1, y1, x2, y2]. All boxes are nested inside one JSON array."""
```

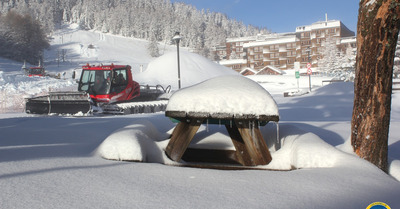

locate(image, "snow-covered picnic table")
[[165, 76, 279, 167]]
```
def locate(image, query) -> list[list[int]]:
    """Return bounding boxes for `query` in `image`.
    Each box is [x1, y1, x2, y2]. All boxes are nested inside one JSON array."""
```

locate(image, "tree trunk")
[[351, 0, 400, 173]]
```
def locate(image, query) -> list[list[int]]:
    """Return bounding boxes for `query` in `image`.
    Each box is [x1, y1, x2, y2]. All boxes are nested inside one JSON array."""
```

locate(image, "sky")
[[171, 0, 359, 33]]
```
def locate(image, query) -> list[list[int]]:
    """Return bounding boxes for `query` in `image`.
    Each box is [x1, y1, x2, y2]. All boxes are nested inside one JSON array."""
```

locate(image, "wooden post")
[[234, 120, 272, 165], [225, 123, 254, 166], [166, 118, 204, 162]]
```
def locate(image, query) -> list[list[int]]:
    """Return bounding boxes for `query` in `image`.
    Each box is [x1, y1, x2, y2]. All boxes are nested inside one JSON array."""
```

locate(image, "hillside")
[[0, 0, 269, 60], [0, 24, 237, 112]]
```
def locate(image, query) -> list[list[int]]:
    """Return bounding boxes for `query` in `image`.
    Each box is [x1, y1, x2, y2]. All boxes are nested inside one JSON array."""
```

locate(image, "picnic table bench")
[[165, 110, 279, 166], [164, 75, 280, 167]]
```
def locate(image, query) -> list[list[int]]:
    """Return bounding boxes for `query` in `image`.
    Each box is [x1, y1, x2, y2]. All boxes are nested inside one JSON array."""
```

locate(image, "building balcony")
[[279, 48, 287, 52], [263, 49, 270, 53]]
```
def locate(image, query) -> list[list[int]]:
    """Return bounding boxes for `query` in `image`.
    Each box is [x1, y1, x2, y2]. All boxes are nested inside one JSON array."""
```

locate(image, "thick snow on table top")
[[166, 75, 279, 117]]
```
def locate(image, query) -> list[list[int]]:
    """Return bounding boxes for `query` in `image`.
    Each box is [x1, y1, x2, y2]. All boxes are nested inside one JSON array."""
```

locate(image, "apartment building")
[[244, 33, 298, 70], [217, 18, 355, 71], [295, 19, 355, 69]]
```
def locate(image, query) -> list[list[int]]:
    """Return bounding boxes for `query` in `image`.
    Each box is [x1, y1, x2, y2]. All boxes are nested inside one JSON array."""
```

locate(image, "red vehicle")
[[25, 64, 170, 114], [78, 64, 140, 103], [25, 66, 46, 77]]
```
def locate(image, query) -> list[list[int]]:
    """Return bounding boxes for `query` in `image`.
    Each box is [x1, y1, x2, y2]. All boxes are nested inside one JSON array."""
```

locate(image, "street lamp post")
[[173, 32, 182, 89]]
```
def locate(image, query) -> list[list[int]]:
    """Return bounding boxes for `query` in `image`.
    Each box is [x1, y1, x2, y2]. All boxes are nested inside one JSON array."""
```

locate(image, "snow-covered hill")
[[0, 24, 235, 112]]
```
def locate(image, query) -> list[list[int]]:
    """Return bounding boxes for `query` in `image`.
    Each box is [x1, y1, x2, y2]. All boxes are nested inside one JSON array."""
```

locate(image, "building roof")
[[243, 35, 297, 48], [296, 20, 341, 32], [262, 66, 285, 75], [226, 36, 257, 43], [219, 59, 247, 65], [340, 36, 357, 44], [239, 66, 285, 75], [239, 68, 258, 75]]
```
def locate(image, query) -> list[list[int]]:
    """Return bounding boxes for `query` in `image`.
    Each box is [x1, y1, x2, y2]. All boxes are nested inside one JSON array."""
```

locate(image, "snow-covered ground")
[[1, 24, 400, 209]]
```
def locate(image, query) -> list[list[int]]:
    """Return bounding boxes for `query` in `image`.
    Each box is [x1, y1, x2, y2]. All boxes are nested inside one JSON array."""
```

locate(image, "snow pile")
[[97, 120, 167, 162], [136, 51, 238, 89], [0, 71, 76, 112], [166, 75, 279, 117], [266, 124, 345, 169], [96, 120, 347, 171]]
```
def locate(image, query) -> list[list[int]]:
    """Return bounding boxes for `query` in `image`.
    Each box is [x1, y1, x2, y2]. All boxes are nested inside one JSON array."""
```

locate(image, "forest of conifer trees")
[[0, 0, 269, 61]]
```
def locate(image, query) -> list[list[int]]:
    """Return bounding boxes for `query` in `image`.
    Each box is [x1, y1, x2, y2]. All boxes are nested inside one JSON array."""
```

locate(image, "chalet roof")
[[239, 68, 258, 75], [262, 66, 285, 75], [239, 66, 284, 75]]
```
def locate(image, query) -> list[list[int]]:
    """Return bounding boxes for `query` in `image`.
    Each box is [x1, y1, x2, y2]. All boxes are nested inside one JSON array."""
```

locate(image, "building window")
[[301, 40, 311, 46], [270, 45, 279, 50]]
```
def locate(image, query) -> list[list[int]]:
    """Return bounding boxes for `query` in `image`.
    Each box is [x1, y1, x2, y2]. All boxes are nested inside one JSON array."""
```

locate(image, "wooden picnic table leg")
[[225, 123, 254, 166], [230, 120, 272, 166], [166, 118, 204, 162]]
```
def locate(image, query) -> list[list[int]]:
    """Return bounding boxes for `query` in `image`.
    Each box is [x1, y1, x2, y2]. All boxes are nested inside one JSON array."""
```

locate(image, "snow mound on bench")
[[166, 75, 279, 117]]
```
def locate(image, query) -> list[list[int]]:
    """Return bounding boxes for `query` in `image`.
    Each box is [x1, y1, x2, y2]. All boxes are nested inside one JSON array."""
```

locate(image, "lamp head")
[[173, 32, 181, 43]]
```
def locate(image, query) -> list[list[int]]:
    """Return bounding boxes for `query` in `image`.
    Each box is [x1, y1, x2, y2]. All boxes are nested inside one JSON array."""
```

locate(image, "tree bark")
[[351, 0, 400, 172]]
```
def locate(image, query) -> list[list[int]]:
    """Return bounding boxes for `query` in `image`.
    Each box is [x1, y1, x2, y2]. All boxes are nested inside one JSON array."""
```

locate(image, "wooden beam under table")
[[231, 119, 272, 166], [225, 123, 254, 166], [166, 118, 204, 162]]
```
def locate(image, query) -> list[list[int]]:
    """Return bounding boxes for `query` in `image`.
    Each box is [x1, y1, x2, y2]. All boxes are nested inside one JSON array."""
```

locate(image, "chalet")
[[239, 68, 258, 76], [240, 66, 284, 76]]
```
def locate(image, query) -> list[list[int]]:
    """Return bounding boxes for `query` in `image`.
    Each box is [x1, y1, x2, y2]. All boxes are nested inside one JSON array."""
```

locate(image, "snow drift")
[[136, 51, 238, 89]]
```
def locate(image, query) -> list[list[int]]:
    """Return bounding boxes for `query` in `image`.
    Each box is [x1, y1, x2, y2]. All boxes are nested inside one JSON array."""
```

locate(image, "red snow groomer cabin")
[[26, 66, 46, 77], [78, 64, 140, 104]]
